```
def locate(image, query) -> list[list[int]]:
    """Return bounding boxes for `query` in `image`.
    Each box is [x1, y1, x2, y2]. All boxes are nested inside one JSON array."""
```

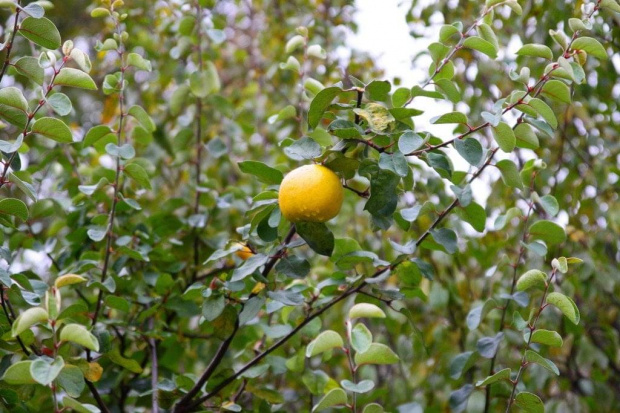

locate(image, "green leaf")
[[13, 56, 44, 85], [127, 105, 156, 132], [541, 80, 571, 104], [365, 80, 391, 102], [477, 23, 499, 50], [430, 228, 458, 254], [477, 333, 504, 358], [189, 66, 220, 98], [354, 343, 400, 366], [31, 117, 73, 143], [364, 170, 399, 219], [538, 194, 559, 216], [392, 87, 411, 107], [238, 161, 283, 185], [431, 111, 468, 124], [54, 68, 98, 90], [466, 299, 498, 330], [46, 93, 72, 116], [571, 37, 608, 59], [82, 125, 114, 147], [123, 163, 152, 190], [1, 361, 36, 385], [126, 52, 152, 71], [525, 350, 559, 375], [107, 347, 143, 373], [546, 292, 580, 324], [312, 388, 348, 412], [62, 398, 101, 413], [69, 48, 92, 73], [552, 257, 568, 273], [439, 24, 461, 42], [600, 0, 620, 13], [284, 137, 321, 161], [528, 220, 566, 246], [514, 392, 544, 413], [462, 36, 497, 58], [492, 122, 516, 153], [531, 329, 563, 347], [476, 368, 511, 387], [398, 131, 425, 153], [30, 356, 64, 386], [270, 105, 297, 123], [0, 86, 28, 127], [285, 34, 305, 53], [9, 172, 37, 201], [308, 86, 342, 128], [354, 103, 395, 134], [11, 307, 49, 337], [348, 303, 386, 320], [496, 159, 523, 190], [362, 403, 384, 413], [514, 123, 539, 150], [60, 324, 100, 352], [230, 254, 268, 282], [275, 255, 310, 278], [351, 323, 372, 353], [568, 18, 589, 33], [378, 152, 409, 177], [202, 295, 226, 322], [57, 365, 85, 398], [0, 198, 29, 221], [21, 3, 45, 18], [341, 379, 375, 394], [516, 43, 554, 60], [19, 17, 61, 49], [450, 351, 479, 379], [306, 330, 344, 357], [449, 384, 474, 413], [454, 138, 482, 166], [0, 87, 28, 112], [528, 98, 557, 129], [516, 269, 547, 292], [459, 202, 486, 232], [296, 221, 335, 256]]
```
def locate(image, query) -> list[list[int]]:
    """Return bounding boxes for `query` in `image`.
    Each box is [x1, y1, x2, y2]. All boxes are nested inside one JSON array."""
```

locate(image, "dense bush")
[[0, 0, 619, 412]]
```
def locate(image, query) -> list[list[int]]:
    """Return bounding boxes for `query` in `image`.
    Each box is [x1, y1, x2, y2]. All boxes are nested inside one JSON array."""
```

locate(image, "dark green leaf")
[[296, 221, 335, 256]]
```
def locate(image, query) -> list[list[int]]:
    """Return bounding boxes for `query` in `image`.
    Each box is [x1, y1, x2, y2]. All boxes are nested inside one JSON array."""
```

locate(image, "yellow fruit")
[[235, 245, 254, 260], [278, 164, 344, 223]]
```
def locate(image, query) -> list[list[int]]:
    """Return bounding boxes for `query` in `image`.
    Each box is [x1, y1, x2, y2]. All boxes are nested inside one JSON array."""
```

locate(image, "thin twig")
[[191, 0, 205, 284], [91, 11, 128, 329], [0, 1, 21, 83], [505, 269, 558, 412]]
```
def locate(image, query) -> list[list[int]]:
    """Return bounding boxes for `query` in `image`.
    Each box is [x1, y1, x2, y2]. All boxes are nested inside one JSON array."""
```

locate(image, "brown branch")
[[484, 173, 537, 413], [0, 58, 69, 189], [176, 270, 385, 412], [1, 289, 30, 356], [91, 12, 128, 329], [415, 147, 499, 246], [0, 2, 21, 83], [191, 0, 205, 284], [505, 269, 557, 412], [404, 1, 510, 106], [343, 183, 369, 198], [85, 380, 111, 413], [172, 224, 297, 412]]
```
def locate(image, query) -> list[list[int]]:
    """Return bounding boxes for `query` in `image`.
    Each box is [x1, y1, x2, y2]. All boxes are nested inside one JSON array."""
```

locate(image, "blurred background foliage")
[[0, 0, 618, 412]]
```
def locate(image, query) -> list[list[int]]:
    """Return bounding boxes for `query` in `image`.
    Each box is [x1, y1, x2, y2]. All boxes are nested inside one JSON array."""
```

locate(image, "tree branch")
[[91, 11, 128, 329], [0, 2, 21, 83]]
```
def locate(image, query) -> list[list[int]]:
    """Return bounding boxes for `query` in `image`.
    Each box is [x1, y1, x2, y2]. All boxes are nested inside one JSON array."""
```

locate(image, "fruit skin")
[[278, 164, 344, 223], [235, 245, 254, 260]]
